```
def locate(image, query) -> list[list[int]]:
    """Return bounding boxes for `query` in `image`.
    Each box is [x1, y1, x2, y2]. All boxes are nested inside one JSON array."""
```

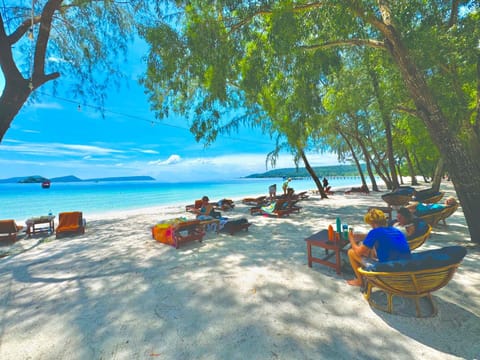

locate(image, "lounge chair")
[[381, 192, 412, 207], [242, 196, 269, 206], [414, 188, 445, 204], [417, 203, 459, 226], [186, 199, 203, 213], [358, 245, 467, 317], [0, 220, 24, 243], [56, 211, 86, 238], [172, 220, 205, 248], [250, 199, 300, 217], [407, 224, 432, 250]]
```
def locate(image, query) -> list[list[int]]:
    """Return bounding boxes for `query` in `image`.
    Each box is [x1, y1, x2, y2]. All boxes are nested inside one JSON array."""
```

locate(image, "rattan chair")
[[381, 193, 412, 207], [414, 188, 445, 204], [407, 224, 432, 250], [358, 246, 466, 317], [418, 203, 459, 226]]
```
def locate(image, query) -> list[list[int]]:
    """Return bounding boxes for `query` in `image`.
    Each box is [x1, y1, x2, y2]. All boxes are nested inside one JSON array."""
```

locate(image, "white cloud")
[[31, 102, 63, 110], [137, 149, 159, 154], [0, 141, 123, 157], [148, 154, 182, 166]]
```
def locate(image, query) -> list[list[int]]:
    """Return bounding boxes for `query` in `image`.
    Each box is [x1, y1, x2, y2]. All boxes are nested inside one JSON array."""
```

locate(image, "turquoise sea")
[[0, 177, 367, 222]]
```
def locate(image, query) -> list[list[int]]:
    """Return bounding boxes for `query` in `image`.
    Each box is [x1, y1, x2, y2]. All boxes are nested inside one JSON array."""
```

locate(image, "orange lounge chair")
[[186, 199, 203, 213], [0, 220, 24, 243], [56, 211, 86, 238]]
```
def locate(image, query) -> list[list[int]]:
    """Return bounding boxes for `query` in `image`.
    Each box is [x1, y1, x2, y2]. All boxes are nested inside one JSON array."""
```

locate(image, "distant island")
[[0, 175, 156, 184], [246, 164, 365, 179]]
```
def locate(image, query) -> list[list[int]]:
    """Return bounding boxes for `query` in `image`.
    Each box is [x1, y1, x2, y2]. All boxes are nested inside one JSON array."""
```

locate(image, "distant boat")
[[41, 180, 51, 189]]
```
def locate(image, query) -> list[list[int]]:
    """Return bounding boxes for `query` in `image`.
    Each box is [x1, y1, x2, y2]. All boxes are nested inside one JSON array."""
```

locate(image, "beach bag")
[[152, 223, 174, 246]]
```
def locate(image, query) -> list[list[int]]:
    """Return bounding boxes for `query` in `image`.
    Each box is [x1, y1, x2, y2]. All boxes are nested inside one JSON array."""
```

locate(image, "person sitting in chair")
[[406, 196, 458, 216], [347, 209, 411, 287], [193, 196, 219, 219], [389, 207, 427, 239]]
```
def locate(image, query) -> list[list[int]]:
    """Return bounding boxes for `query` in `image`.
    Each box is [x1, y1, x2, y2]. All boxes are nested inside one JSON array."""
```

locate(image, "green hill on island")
[[246, 164, 366, 179]]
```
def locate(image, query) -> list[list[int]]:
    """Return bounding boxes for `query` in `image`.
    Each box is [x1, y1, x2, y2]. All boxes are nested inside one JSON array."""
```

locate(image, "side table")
[[305, 229, 350, 274], [305, 229, 365, 274], [26, 215, 55, 237]]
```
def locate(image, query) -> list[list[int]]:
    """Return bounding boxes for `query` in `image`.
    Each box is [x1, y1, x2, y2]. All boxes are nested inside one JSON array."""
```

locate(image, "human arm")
[[349, 230, 372, 258], [405, 223, 415, 237]]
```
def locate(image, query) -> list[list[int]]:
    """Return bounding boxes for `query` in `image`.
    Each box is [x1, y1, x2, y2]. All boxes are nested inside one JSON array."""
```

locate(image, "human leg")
[[347, 248, 363, 286]]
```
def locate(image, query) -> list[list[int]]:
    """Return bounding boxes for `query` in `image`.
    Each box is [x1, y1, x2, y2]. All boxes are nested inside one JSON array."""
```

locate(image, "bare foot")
[[347, 279, 362, 287]]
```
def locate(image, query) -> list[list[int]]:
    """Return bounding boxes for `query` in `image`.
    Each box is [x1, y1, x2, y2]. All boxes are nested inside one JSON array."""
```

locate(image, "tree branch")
[[300, 38, 386, 51], [395, 106, 420, 118], [32, 0, 63, 86], [228, 1, 325, 33], [8, 16, 42, 45]]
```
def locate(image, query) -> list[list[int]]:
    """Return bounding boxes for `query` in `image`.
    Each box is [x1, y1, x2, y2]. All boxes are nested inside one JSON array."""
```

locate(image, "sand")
[[0, 181, 479, 360]]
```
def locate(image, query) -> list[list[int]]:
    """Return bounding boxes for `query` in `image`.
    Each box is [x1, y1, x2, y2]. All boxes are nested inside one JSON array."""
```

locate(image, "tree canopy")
[[140, 1, 480, 242]]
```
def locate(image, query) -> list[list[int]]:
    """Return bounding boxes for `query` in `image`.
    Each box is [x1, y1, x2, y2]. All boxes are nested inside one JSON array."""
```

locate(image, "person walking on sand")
[[282, 178, 291, 196], [347, 208, 411, 287]]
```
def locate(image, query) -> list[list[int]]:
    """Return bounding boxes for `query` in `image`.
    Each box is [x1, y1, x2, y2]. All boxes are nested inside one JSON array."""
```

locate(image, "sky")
[[0, 41, 340, 182]]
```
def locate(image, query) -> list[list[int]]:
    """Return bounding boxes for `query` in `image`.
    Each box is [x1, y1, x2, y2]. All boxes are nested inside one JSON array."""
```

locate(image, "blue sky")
[[0, 42, 340, 182]]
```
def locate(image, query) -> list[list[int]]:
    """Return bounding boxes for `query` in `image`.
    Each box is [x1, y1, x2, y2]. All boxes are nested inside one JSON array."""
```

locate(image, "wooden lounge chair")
[[0, 220, 24, 243], [186, 199, 203, 213], [250, 199, 299, 217], [242, 196, 268, 206], [358, 246, 466, 317], [56, 211, 86, 238], [172, 220, 205, 248], [407, 224, 432, 250]]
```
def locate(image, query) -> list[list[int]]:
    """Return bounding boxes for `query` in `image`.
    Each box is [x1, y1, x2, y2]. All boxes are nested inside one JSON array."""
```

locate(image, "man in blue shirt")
[[347, 208, 411, 286]]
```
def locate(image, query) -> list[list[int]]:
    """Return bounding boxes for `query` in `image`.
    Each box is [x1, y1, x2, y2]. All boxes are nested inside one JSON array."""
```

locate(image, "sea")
[[0, 177, 368, 222]]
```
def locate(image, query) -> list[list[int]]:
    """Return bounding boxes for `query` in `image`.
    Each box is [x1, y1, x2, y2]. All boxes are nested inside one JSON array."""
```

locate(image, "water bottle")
[[328, 224, 334, 241], [336, 217, 342, 234], [48, 209, 52, 216], [342, 224, 348, 240]]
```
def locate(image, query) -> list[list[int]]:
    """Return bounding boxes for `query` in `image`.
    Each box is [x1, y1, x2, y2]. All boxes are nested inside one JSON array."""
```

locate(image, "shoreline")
[[1, 180, 478, 359]]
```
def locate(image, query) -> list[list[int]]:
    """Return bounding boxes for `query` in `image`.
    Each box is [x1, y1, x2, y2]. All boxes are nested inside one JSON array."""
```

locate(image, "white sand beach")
[[0, 181, 479, 359]]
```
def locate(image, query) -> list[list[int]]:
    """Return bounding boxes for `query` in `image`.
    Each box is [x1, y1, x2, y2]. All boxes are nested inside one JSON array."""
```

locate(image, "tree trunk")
[[339, 130, 368, 189], [405, 150, 419, 185], [299, 148, 327, 198], [368, 67, 399, 188], [431, 158, 444, 192], [379, 15, 480, 243], [357, 136, 379, 191]]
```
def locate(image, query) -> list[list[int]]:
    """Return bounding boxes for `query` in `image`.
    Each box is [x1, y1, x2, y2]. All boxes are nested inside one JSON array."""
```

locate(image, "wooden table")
[[305, 229, 350, 274], [305, 229, 366, 274], [26, 215, 55, 237]]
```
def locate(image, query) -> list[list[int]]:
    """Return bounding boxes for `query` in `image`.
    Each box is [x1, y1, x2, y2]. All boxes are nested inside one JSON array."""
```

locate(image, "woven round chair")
[[381, 193, 412, 207], [407, 224, 432, 250], [358, 246, 466, 317], [418, 203, 459, 226]]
